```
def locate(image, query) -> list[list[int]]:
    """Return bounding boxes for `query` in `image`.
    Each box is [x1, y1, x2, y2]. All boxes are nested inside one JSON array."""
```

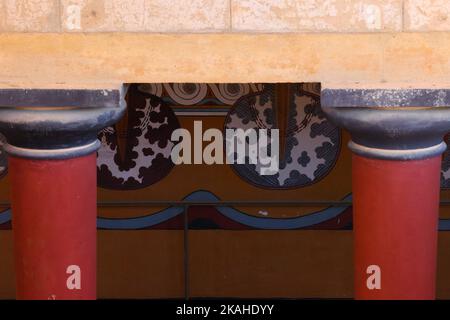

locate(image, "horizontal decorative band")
[[348, 140, 447, 161], [4, 140, 100, 160]]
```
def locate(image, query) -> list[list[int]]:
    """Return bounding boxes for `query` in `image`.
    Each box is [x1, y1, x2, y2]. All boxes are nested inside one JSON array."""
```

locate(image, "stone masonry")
[[0, 0, 449, 33]]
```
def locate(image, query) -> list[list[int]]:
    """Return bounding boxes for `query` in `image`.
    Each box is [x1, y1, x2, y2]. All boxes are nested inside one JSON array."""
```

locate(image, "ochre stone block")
[[405, 0, 450, 31], [0, 33, 386, 88], [60, 0, 230, 32], [383, 32, 450, 83], [0, 32, 450, 88], [143, 0, 230, 32], [231, 0, 402, 32], [1, 33, 450, 89], [61, 0, 146, 32], [0, 0, 59, 32]]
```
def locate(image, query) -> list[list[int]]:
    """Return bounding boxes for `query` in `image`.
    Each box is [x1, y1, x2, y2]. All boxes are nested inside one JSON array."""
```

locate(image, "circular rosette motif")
[[97, 84, 180, 190], [224, 84, 341, 189]]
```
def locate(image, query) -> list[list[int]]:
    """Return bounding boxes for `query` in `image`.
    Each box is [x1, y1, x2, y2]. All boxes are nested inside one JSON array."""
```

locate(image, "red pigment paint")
[[9, 154, 97, 300], [352, 154, 440, 300]]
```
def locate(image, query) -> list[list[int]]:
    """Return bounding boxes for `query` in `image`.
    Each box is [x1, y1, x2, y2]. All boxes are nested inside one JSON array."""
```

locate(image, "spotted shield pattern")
[[97, 84, 180, 190], [225, 84, 341, 189]]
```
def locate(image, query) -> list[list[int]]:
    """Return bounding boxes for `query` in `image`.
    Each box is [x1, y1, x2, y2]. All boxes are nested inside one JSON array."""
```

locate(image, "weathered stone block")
[[405, 0, 450, 31], [0, 0, 59, 32], [61, 0, 146, 32], [61, 0, 230, 32], [231, 0, 402, 32], [143, 0, 230, 32]]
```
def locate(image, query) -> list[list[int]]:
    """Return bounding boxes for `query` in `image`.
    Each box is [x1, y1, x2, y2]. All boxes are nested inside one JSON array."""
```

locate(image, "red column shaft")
[[353, 153, 440, 300], [9, 153, 97, 300]]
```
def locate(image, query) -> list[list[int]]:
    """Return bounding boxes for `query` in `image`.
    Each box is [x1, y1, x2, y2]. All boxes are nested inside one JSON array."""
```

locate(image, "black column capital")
[[0, 86, 126, 159], [321, 88, 450, 160]]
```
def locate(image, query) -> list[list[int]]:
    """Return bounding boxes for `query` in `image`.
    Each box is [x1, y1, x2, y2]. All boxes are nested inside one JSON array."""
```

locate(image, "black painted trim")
[[320, 87, 450, 160], [0, 89, 120, 108], [322, 89, 450, 108], [0, 86, 126, 159]]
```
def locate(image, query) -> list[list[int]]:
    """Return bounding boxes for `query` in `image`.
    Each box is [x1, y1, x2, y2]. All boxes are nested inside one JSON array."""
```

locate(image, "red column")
[[9, 154, 97, 300], [0, 88, 125, 300], [353, 154, 440, 299], [321, 87, 450, 300]]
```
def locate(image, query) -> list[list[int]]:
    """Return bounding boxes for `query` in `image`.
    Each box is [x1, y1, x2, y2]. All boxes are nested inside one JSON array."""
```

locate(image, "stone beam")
[[0, 33, 449, 88]]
